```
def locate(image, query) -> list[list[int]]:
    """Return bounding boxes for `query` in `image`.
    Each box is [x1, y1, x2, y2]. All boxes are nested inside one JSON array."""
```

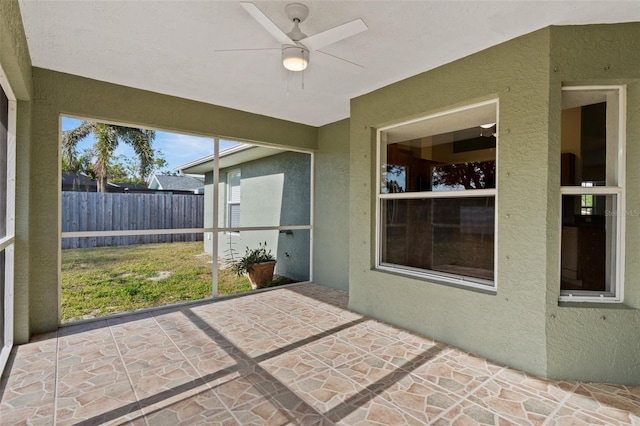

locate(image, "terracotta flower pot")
[[247, 261, 276, 289]]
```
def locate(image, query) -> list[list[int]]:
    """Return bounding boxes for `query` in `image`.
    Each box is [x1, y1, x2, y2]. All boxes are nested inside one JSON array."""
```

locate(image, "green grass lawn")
[[61, 241, 252, 322]]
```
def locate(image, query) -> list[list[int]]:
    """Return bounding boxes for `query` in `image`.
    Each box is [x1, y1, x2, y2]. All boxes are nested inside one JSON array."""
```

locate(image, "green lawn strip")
[[61, 242, 252, 322]]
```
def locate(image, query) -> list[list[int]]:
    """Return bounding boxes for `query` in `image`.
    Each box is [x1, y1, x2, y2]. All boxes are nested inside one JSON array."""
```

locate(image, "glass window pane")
[[561, 88, 619, 187], [380, 197, 495, 283], [561, 194, 616, 293], [380, 103, 496, 193]]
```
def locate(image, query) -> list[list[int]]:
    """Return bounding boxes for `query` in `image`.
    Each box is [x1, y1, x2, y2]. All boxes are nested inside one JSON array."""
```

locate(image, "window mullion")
[[380, 188, 497, 200]]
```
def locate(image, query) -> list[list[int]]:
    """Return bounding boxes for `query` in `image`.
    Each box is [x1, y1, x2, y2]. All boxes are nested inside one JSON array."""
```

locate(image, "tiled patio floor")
[[1, 284, 639, 425]]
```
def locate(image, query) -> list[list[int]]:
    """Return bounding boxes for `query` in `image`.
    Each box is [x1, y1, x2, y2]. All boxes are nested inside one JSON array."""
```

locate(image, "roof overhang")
[[177, 144, 284, 174]]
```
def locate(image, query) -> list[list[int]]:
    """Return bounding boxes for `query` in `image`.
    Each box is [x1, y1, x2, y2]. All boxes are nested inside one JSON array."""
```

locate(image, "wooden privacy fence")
[[61, 192, 204, 249]]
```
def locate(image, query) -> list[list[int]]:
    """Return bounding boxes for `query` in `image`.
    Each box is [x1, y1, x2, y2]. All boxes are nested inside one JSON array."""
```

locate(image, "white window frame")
[[375, 99, 499, 291], [226, 169, 241, 232], [559, 85, 626, 303]]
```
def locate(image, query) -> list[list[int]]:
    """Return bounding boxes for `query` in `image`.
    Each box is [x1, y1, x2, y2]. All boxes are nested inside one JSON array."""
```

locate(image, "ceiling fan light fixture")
[[282, 45, 308, 71]]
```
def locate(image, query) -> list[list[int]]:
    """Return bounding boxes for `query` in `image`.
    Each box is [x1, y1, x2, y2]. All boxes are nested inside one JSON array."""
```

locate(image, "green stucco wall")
[[0, 0, 32, 99], [544, 24, 640, 384], [208, 151, 312, 282], [1, 0, 32, 344], [314, 119, 350, 291], [348, 23, 640, 385], [29, 68, 317, 334]]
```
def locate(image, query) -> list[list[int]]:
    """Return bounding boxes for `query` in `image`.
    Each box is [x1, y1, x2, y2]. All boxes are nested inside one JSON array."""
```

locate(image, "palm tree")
[[62, 121, 155, 192]]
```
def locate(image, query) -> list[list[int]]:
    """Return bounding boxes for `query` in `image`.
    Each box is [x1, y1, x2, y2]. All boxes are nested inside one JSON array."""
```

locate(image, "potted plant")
[[230, 242, 276, 289]]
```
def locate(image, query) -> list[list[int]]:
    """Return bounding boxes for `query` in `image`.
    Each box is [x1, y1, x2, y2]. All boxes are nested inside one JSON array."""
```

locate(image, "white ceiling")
[[18, 1, 640, 127]]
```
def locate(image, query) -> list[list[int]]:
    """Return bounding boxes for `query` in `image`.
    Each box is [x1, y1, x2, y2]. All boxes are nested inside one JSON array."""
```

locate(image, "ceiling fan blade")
[[240, 2, 294, 45], [302, 18, 367, 51], [316, 50, 364, 73], [215, 48, 280, 53]]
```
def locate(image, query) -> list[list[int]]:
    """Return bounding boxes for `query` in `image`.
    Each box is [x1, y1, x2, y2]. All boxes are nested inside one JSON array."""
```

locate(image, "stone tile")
[[548, 404, 632, 426], [335, 353, 408, 389], [56, 327, 140, 426], [377, 372, 460, 424], [259, 390, 330, 425], [440, 349, 505, 377], [55, 382, 141, 426], [496, 368, 575, 403], [332, 321, 399, 354], [116, 330, 186, 372], [2, 334, 57, 378], [56, 356, 130, 397], [223, 326, 290, 358], [213, 373, 272, 412], [0, 337, 57, 425], [468, 378, 561, 424], [0, 401, 56, 426], [553, 383, 640, 425], [304, 335, 368, 368], [127, 359, 205, 402], [4, 284, 640, 425], [259, 346, 330, 385], [221, 399, 290, 425], [372, 338, 446, 372], [431, 399, 512, 425], [282, 368, 366, 413], [106, 313, 155, 334], [326, 390, 425, 425], [409, 352, 497, 397], [143, 388, 235, 426]]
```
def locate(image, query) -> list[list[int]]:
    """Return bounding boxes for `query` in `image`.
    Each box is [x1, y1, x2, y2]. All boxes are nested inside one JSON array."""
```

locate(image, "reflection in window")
[[382, 164, 406, 193], [560, 86, 624, 300], [378, 101, 497, 286]]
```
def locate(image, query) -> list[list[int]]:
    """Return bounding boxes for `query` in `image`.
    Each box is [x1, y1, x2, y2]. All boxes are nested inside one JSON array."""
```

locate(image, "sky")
[[61, 116, 238, 174]]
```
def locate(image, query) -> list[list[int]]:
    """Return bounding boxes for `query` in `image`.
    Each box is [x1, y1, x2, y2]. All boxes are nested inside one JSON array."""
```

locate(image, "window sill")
[[558, 301, 633, 309], [559, 292, 621, 304], [376, 264, 496, 295]]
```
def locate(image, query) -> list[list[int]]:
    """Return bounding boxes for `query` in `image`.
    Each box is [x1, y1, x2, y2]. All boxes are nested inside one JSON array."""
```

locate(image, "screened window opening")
[[378, 101, 497, 287], [560, 86, 625, 301]]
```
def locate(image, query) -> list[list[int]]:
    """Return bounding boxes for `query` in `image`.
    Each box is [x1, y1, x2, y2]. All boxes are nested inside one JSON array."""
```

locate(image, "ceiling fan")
[[224, 2, 368, 72]]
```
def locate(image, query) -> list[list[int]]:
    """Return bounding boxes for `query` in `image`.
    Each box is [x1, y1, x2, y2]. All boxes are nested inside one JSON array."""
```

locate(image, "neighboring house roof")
[[113, 182, 148, 191], [148, 174, 204, 193], [176, 144, 282, 175], [61, 172, 121, 192]]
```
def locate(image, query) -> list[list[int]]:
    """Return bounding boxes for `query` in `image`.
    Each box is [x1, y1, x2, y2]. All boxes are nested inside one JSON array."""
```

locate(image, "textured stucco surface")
[[29, 68, 317, 334], [314, 119, 350, 291], [348, 28, 553, 378], [0, 0, 32, 99], [210, 151, 312, 282], [544, 24, 640, 384], [13, 101, 31, 344], [1, 0, 33, 344], [348, 23, 640, 385]]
